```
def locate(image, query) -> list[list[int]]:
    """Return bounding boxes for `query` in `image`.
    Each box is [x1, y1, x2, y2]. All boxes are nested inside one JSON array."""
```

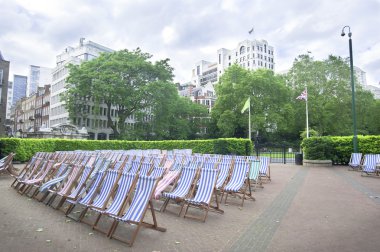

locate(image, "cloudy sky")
[[1, 0, 379, 85]]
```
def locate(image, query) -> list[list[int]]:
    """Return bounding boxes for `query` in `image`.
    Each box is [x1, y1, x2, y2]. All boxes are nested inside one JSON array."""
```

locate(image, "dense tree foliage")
[[286, 54, 377, 136], [211, 65, 293, 142], [211, 56, 379, 143], [63, 49, 207, 140]]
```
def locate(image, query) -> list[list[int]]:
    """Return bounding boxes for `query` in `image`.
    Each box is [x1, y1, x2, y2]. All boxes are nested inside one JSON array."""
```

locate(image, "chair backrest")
[[259, 157, 270, 174], [168, 166, 198, 198], [150, 166, 165, 178], [91, 170, 120, 208], [215, 162, 231, 189], [362, 154, 378, 172], [224, 161, 249, 191], [350, 153, 362, 165], [191, 168, 218, 204], [66, 165, 93, 199], [154, 170, 180, 199], [139, 162, 153, 176], [249, 160, 260, 180], [105, 172, 137, 216], [121, 175, 158, 222]]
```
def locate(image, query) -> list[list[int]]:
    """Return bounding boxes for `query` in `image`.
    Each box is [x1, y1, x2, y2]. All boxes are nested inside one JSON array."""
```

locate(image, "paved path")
[[0, 164, 379, 251]]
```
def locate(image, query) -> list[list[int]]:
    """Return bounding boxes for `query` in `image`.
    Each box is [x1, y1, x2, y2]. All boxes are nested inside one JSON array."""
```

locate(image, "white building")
[[49, 38, 114, 139], [27, 65, 52, 96], [217, 39, 275, 78], [182, 39, 275, 111]]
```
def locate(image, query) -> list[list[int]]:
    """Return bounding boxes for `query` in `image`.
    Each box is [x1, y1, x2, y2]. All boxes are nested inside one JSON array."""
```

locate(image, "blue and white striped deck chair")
[[184, 168, 223, 222], [348, 153, 362, 171], [161, 166, 199, 215], [215, 162, 232, 190], [64, 165, 110, 216], [150, 166, 165, 178], [259, 156, 271, 182], [361, 154, 379, 176], [38, 163, 71, 193], [108, 175, 166, 246], [47, 165, 92, 210], [128, 160, 142, 174], [91, 172, 138, 232], [139, 162, 153, 176], [79, 170, 120, 223], [220, 161, 253, 207]]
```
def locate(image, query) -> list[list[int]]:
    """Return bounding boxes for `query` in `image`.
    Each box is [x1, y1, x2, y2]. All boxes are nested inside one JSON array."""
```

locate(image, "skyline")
[[1, 0, 379, 86]]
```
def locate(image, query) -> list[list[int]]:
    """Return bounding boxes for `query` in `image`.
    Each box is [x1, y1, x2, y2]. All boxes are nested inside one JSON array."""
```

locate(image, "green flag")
[[241, 97, 250, 113]]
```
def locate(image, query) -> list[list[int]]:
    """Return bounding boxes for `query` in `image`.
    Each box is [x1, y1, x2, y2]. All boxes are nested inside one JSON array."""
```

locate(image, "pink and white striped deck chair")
[[107, 175, 166, 246], [19, 160, 57, 195], [153, 170, 180, 200]]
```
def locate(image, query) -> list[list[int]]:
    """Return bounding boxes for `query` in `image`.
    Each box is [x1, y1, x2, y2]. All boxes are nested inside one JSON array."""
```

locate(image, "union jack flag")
[[296, 89, 307, 101]]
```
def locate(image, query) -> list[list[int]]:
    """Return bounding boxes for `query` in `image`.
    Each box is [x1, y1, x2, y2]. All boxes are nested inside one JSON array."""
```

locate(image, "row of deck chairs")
[[348, 153, 380, 177], [9, 150, 271, 246]]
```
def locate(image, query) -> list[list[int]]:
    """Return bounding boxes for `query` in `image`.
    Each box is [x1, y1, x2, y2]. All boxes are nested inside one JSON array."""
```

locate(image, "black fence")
[[255, 144, 301, 164]]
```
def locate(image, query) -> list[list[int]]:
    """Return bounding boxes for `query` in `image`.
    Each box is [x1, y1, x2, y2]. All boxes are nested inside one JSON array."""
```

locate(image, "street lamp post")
[[341, 25, 358, 153]]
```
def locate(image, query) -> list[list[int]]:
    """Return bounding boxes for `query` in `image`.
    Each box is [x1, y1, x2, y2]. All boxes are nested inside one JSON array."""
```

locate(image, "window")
[[247, 47, 250, 52], [228, 55, 231, 60], [197, 65, 200, 75], [218, 54, 221, 64]]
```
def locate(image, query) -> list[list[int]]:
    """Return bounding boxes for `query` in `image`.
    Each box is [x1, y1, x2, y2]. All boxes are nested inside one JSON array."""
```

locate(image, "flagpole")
[[306, 87, 309, 138], [248, 97, 251, 140]]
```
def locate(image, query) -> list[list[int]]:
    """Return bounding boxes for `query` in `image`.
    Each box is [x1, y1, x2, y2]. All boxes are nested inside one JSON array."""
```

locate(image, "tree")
[[211, 65, 293, 141], [63, 48, 174, 138], [286, 54, 379, 136]]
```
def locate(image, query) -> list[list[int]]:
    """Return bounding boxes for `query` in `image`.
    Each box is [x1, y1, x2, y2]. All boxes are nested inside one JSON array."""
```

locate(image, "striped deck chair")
[[79, 170, 121, 223], [220, 161, 254, 207], [348, 153, 362, 171], [91, 172, 138, 233], [149, 166, 165, 178], [10, 156, 38, 185], [65, 170, 108, 216], [16, 159, 49, 193], [361, 154, 379, 177], [215, 162, 232, 190], [259, 156, 271, 182], [249, 159, 262, 190], [13, 158, 44, 190], [46, 164, 85, 206], [183, 168, 223, 222], [153, 170, 180, 200], [19, 160, 57, 195], [161, 166, 198, 215], [36, 163, 72, 202], [54, 165, 95, 210], [107, 175, 166, 246], [138, 162, 153, 176]]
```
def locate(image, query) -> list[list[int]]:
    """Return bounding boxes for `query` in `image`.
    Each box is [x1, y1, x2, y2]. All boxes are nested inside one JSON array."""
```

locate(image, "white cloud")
[[161, 26, 178, 45], [0, 0, 379, 86]]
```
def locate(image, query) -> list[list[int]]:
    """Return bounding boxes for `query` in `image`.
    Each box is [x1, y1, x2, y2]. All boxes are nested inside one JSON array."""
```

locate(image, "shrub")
[[302, 135, 380, 164], [0, 138, 252, 162]]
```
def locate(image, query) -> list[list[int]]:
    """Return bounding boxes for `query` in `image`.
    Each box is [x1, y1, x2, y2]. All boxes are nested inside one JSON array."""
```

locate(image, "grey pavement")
[[0, 164, 379, 251]]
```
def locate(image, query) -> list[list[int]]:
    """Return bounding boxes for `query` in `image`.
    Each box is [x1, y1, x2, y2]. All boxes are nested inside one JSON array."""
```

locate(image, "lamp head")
[[341, 31, 345, 37]]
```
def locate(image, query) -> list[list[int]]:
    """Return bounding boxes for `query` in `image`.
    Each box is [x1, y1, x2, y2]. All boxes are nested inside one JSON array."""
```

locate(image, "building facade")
[[0, 51, 10, 136], [50, 38, 114, 139], [12, 74, 27, 106]]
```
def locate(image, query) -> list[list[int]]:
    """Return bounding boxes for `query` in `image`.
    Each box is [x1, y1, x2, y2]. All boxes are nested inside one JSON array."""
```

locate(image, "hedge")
[[302, 135, 380, 164], [0, 138, 253, 162]]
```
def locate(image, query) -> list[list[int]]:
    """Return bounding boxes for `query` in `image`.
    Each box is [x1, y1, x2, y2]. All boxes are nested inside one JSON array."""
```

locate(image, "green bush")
[[0, 138, 252, 162], [302, 135, 380, 164]]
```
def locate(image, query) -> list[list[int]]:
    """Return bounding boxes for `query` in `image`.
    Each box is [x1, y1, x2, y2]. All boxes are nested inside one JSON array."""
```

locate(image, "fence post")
[[282, 145, 286, 164]]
